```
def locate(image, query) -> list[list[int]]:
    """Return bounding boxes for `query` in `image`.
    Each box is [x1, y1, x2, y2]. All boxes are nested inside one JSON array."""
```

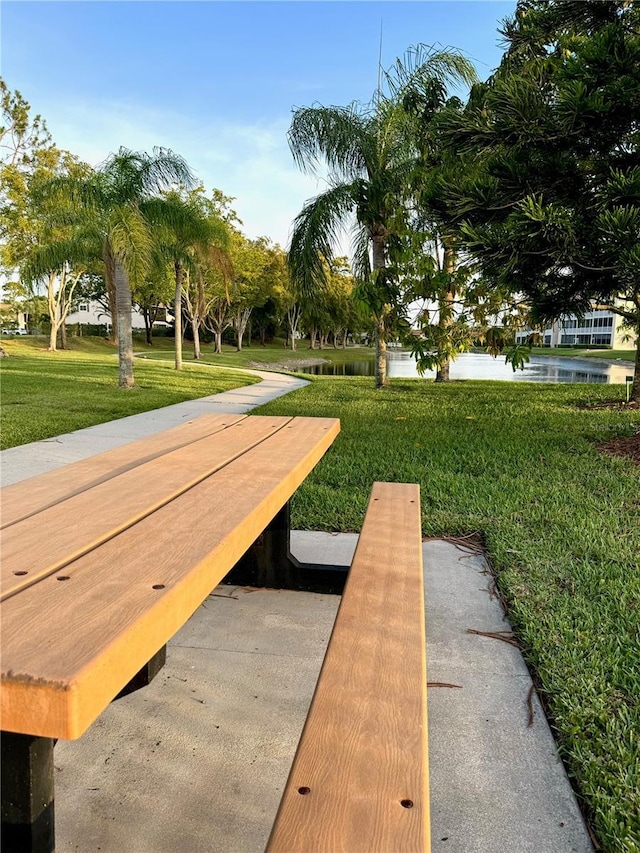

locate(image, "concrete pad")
[[54, 587, 339, 853], [50, 536, 593, 853], [423, 540, 592, 852]]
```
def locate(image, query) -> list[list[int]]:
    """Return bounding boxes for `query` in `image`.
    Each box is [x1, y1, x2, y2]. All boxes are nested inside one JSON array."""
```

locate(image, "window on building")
[[592, 333, 612, 345], [561, 335, 575, 345], [577, 334, 591, 345], [593, 316, 614, 328], [78, 303, 89, 312]]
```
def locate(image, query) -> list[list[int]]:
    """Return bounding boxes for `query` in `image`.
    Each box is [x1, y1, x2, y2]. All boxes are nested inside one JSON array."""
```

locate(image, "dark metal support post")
[[1, 732, 55, 853], [226, 501, 349, 594], [115, 645, 167, 700]]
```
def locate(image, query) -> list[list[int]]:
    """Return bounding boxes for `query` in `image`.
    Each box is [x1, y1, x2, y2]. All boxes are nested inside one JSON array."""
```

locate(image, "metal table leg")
[[1, 732, 55, 853], [226, 501, 349, 594]]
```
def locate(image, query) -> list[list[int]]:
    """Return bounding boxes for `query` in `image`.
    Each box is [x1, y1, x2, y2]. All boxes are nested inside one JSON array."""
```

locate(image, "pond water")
[[299, 351, 635, 384]]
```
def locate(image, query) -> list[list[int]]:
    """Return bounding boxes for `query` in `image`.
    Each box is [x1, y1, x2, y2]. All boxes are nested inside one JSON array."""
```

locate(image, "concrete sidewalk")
[[1, 369, 594, 852]]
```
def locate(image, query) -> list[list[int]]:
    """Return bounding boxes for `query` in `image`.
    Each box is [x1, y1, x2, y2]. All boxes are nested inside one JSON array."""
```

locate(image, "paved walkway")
[[1, 369, 594, 852]]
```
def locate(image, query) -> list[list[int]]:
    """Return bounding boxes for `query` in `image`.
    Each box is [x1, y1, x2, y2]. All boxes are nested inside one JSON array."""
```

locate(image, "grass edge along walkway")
[[0, 338, 260, 449], [255, 376, 640, 853]]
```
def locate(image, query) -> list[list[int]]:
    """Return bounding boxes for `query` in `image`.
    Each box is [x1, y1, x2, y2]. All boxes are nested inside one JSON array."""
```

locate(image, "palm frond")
[[107, 205, 153, 286], [98, 147, 196, 206], [349, 221, 372, 282], [21, 233, 92, 285], [385, 44, 479, 101], [288, 105, 371, 181], [288, 182, 357, 298]]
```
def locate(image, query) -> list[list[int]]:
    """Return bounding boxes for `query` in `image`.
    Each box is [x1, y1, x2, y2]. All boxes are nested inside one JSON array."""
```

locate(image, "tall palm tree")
[[153, 189, 230, 369], [288, 46, 477, 388], [41, 147, 194, 386]]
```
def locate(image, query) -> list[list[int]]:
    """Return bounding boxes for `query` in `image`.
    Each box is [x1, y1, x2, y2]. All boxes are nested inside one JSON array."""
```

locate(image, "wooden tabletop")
[[1, 414, 340, 740]]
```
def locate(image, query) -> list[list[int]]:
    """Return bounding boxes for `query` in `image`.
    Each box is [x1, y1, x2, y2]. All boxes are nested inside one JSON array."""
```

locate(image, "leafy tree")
[[303, 256, 356, 348], [156, 187, 230, 368], [252, 297, 280, 346], [2, 135, 95, 350], [288, 46, 477, 387], [133, 262, 174, 346], [227, 233, 276, 351], [439, 0, 640, 400], [0, 78, 53, 171], [39, 148, 195, 385]]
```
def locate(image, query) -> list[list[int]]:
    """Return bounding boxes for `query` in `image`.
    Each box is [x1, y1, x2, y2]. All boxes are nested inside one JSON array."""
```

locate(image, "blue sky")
[[2, 1, 516, 248]]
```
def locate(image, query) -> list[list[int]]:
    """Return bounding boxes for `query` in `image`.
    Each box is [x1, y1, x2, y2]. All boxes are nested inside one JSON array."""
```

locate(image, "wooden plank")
[[0, 417, 340, 740], [1, 416, 291, 600], [266, 482, 429, 853], [1, 413, 247, 529]]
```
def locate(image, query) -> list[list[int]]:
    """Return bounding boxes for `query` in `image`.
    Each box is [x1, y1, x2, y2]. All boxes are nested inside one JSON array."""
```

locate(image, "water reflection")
[[299, 351, 634, 384]]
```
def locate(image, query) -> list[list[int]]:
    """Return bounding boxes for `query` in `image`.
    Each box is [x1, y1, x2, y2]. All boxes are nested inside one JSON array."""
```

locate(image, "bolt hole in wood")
[[400, 799, 414, 809], [297, 787, 311, 795], [13, 571, 28, 576], [152, 584, 165, 590], [57, 576, 71, 581]]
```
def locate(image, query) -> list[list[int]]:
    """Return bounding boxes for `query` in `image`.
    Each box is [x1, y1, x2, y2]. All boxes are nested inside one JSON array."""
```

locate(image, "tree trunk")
[[631, 329, 640, 403], [215, 330, 222, 354], [372, 232, 388, 389], [103, 245, 118, 345], [143, 308, 153, 346], [435, 362, 450, 382], [435, 243, 456, 384], [174, 260, 183, 371], [193, 322, 201, 360], [47, 272, 59, 352], [309, 327, 317, 349], [114, 257, 135, 388], [287, 305, 301, 352], [233, 307, 252, 352], [60, 320, 67, 350]]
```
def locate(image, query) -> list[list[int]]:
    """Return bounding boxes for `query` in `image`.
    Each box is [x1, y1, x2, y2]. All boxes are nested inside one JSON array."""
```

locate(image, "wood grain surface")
[[266, 482, 429, 853], [1, 413, 246, 529], [1, 416, 290, 600], [0, 415, 340, 740]]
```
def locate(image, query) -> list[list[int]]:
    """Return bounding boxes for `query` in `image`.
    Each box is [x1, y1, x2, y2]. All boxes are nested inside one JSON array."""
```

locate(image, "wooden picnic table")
[[0, 413, 340, 852]]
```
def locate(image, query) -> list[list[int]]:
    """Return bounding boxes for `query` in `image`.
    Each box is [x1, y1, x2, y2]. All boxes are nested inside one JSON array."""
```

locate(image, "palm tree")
[[287, 45, 477, 388], [153, 188, 230, 369], [41, 147, 194, 386]]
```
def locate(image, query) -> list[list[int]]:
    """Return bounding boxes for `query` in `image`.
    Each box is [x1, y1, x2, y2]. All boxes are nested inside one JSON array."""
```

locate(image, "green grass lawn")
[[0, 335, 259, 449], [256, 377, 640, 853]]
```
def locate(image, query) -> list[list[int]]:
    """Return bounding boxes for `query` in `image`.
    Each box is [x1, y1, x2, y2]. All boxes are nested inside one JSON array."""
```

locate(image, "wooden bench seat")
[[267, 482, 430, 853]]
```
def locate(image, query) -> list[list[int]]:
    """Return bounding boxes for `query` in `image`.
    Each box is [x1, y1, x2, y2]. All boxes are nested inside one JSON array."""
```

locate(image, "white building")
[[515, 306, 636, 350], [65, 300, 171, 332]]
